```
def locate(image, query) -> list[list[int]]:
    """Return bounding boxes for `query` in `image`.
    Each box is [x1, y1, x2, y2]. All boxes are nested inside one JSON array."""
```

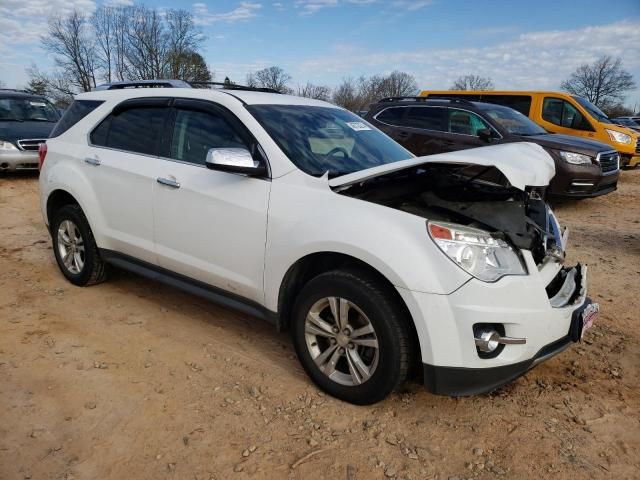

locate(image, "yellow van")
[[419, 90, 640, 167]]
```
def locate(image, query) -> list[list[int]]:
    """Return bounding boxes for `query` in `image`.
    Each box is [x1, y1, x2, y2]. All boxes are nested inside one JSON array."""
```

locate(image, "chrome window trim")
[[372, 105, 503, 139]]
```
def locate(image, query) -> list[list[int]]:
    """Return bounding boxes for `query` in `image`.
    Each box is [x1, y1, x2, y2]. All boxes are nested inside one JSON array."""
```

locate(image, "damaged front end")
[[336, 162, 565, 268]]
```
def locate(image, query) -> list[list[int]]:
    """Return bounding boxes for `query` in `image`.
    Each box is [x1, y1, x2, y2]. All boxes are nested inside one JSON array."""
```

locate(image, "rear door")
[[373, 106, 449, 156], [152, 99, 270, 303], [86, 98, 170, 264]]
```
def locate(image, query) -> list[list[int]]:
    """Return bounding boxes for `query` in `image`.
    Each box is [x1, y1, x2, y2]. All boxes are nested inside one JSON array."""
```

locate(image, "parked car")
[[0, 89, 61, 172], [420, 90, 640, 168], [365, 97, 619, 198], [39, 83, 598, 404], [612, 117, 640, 133]]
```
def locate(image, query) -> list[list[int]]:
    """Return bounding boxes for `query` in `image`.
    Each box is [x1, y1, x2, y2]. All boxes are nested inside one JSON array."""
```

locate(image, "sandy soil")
[[0, 171, 639, 480]]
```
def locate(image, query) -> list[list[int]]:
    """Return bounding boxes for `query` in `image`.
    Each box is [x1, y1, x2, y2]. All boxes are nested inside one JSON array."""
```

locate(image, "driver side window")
[[170, 108, 249, 166], [542, 98, 592, 131], [448, 109, 490, 136]]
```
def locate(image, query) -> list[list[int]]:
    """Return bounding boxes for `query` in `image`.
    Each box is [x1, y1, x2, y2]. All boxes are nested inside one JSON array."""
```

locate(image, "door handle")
[[157, 177, 180, 189], [84, 157, 101, 166], [397, 131, 410, 139]]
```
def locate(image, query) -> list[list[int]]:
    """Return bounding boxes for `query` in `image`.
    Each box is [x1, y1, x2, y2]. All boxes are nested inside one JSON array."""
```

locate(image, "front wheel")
[[291, 269, 412, 405]]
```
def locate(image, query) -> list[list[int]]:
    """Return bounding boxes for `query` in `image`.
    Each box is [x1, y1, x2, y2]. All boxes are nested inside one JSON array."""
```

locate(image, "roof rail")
[[0, 88, 31, 94], [377, 96, 477, 107], [189, 81, 281, 94], [93, 79, 192, 91]]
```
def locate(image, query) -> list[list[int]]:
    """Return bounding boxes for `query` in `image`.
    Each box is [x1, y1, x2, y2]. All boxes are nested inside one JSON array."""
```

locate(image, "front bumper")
[[397, 251, 595, 396], [422, 296, 595, 396], [548, 162, 619, 198], [0, 150, 39, 171]]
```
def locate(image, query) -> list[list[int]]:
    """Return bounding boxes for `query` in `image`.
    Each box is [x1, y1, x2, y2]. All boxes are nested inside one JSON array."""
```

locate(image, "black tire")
[[51, 204, 107, 286], [291, 268, 412, 405]]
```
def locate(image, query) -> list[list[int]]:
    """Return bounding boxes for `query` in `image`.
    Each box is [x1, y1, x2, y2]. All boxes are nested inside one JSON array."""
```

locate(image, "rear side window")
[[375, 107, 406, 126], [91, 107, 168, 156], [404, 107, 447, 131], [50, 100, 103, 138], [170, 108, 248, 165], [480, 95, 532, 116]]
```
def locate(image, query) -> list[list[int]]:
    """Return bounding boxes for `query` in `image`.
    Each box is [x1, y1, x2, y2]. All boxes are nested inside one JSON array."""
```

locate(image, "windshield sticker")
[[346, 121, 372, 131], [30, 102, 46, 107]]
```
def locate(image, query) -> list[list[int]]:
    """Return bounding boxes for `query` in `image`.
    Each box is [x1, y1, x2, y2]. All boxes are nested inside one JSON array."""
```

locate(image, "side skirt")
[[99, 249, 280, 327]]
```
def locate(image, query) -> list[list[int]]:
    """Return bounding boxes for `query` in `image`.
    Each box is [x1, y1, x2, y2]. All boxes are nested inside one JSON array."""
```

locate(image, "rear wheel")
[[291, 269, 412, 405], [51, 204, 107, 286]]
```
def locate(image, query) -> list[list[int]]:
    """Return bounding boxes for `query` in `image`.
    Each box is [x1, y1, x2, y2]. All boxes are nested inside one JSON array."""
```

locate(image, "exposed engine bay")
[[337, 163, 563, 265]]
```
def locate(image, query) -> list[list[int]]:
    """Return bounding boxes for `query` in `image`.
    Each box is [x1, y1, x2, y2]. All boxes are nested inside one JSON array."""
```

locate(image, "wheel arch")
[[46, 189, 81, 229], [276, 251, 422, 373]]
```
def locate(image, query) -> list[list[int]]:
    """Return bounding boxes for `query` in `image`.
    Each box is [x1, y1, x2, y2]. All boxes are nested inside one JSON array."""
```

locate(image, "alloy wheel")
[[57, 219, 85, 275], [304, 297, 379, 386]]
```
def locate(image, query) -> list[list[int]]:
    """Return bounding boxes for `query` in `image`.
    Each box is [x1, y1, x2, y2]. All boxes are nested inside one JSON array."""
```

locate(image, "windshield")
[[572, 96, 610, 123], [0, 97, 60, 122], [615, 118, 639, 127], [247, 105, 413, 177], [481, 104, 547, 136]]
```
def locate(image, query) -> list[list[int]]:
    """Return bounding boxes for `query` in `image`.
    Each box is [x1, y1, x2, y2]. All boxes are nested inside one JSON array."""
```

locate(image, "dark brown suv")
[[365, 97, 619, 198]]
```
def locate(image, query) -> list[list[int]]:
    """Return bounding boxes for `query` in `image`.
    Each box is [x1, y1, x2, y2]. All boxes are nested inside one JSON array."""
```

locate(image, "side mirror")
[[205, 148, 267, 177], [477, 128, 494, 142]]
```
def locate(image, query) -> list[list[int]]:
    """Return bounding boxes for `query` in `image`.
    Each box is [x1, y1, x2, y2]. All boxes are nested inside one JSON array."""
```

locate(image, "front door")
[[153, 99, 270, 303]]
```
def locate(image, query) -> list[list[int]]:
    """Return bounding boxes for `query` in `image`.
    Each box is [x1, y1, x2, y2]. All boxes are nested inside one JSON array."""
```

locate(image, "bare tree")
[[165, 9, 204, 79], [450, 74, 494, 91], [332, 71, 418, 112], [25, 64, 75, 106], [92, 7, 115, 83], [125, 5, 170, 80], [297, 82, 331, 101], [377, 71, 418, 97], [42, 11, 98, 92], [169, 51, 212, 82], [332, 78, 360, 111], [561, 55, 635, 110], [246, 66, 292, 93]]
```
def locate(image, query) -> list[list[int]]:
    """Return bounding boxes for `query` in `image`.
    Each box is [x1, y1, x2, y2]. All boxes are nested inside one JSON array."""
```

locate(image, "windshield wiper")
[[0, 118, 24, 122], [29, 118, 56, 122]]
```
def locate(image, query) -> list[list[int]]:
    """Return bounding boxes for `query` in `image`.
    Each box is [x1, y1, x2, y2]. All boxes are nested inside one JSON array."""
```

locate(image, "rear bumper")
[[0, 150, 39, 171], [422, 296, 594, 396]]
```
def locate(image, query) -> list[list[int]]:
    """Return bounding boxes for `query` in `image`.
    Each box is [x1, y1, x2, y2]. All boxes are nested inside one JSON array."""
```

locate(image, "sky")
[[1, 0, 640, 106]]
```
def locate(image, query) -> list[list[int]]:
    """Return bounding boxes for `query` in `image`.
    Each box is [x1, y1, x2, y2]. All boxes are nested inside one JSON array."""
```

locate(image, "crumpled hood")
[[329, 142, 556, 191]]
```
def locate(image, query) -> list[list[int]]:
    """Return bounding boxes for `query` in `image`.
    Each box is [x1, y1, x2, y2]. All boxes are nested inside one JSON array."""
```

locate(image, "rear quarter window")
[[49, 100, 104, 138]]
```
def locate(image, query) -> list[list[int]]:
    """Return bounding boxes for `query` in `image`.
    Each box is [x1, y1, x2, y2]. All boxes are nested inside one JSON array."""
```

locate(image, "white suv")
[[39, 84, 599, 404]]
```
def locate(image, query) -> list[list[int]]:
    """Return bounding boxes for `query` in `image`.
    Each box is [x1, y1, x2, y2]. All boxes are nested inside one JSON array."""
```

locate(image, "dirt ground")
[[1, 171, 639, 480]]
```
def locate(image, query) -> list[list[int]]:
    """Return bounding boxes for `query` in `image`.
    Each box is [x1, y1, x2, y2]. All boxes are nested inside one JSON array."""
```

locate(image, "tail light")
[[38, 143, 47, 170]]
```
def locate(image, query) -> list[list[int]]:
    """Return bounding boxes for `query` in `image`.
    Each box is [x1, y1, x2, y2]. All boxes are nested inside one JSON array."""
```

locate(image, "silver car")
[[0, 90, 60, 172]]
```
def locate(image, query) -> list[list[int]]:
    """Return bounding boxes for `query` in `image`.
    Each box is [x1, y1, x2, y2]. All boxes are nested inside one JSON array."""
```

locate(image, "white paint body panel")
[[39, 88, 586, 373]]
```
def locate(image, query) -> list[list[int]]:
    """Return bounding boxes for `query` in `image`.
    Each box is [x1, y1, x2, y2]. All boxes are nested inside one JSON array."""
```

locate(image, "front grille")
[[598, 151, 619, 173], [636, 139, 639, 154], [17, 139, 45, 151]]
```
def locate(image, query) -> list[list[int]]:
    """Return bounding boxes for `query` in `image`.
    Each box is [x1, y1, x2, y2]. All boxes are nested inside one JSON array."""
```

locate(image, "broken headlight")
[[428, 221, 527, 282]]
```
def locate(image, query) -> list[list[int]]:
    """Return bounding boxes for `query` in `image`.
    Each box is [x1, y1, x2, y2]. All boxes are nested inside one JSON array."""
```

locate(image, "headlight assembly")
[[428, 221, 527, 282], [606, 129, 632, 145], [0, 140, 18, 151], [559, 151, 592, 165]]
